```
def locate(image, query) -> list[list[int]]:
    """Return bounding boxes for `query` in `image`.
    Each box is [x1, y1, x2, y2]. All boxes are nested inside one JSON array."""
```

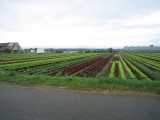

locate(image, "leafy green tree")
[[108, 48, 113, 53]]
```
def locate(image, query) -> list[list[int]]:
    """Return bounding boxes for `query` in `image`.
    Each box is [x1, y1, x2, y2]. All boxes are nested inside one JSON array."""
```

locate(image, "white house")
[[63, 51, 78, 54], [37, 48, 45, 53], [30, 49, 36, 53]]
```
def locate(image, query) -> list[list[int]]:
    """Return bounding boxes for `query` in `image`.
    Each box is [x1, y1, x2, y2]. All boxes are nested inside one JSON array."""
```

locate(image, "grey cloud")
[[1, 0, 160, 20]]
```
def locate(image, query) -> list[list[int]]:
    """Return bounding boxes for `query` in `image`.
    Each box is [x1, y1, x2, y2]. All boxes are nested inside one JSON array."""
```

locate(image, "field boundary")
[[0, 82, 159, 96]]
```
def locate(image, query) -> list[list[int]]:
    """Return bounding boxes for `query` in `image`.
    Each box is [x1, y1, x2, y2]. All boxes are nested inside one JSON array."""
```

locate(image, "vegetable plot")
[[0, 53, 159, 80]]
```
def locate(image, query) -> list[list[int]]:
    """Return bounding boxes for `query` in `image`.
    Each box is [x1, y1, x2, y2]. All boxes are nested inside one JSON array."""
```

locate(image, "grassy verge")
[[0, 69, 160, 95]]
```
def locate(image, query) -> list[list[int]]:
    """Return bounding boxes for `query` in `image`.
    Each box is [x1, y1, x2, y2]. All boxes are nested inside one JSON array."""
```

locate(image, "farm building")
[[37, 48, 45, 53], [28, 48, 45, 53], [30, 49, 36, 53], [123, 45, 160, 52], [63, 51, 78, 54], [0, 42, 23, 53]]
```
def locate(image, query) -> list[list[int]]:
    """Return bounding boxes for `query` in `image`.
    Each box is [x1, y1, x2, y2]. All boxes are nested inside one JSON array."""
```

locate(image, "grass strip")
[[1, 69, 159, 95]]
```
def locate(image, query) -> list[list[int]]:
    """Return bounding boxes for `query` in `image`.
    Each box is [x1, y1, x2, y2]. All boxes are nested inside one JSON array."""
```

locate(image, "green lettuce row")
[[123, 55, 159, 80], [18, 55, 96, 75], [108, 62, 115, 79], [118, 61, 126, 80], [135, 53, 160, 60], [121, 55, 151, 80], [0, 53, 62, 61], [125, 54, 160, 71], [126, 53, 160, 68], [0, 53, 74, 65], [131, 53, 160, 66], [1, 54, 99, 70], [119, 55, 136, 80]]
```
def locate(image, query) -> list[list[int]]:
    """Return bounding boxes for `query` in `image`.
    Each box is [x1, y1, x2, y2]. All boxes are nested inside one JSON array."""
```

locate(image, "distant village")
[[0, 42, 160, 54], [0, 42, 110, 53]]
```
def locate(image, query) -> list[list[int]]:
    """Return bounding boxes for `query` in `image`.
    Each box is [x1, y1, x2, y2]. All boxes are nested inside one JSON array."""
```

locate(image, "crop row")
[[121, 55, 150, 80], [0, 53, 75, 65], [76, 54, 113, 77], [124, 53, 160, 72], [0, 53, 159, 80], [47, 55, 102, 76], [123, 55, 158, 80], [61, 56, 105, 76], [18, 56, 93, 75], [0, 54, 100, 70], [119, 55, 136, 80], [0, 53, 62, 61], [132, 53, 160, 62], [130, 53, 160, 66], [108, 57, 129, 80], [120, 53, 160, 80]]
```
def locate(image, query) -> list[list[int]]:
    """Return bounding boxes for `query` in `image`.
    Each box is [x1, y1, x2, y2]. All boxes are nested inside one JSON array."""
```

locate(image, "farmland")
[[0, 53, 160, 80], [0, 52, 160, 94]]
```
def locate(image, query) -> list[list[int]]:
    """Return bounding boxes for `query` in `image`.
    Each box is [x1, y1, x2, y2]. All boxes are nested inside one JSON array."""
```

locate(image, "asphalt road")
[[0, 85, 160, 120]]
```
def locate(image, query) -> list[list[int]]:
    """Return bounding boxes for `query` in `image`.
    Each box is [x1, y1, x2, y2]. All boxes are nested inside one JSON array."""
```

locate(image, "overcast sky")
[[0, 0, 160, 48]]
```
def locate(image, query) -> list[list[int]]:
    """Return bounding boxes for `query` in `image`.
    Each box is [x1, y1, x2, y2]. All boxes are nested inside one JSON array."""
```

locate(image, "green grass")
[[0, 69, 160, 95]]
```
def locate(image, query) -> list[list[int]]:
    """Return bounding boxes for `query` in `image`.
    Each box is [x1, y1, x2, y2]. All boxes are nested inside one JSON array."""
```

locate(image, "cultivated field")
[[0, 52, 160, 80]]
